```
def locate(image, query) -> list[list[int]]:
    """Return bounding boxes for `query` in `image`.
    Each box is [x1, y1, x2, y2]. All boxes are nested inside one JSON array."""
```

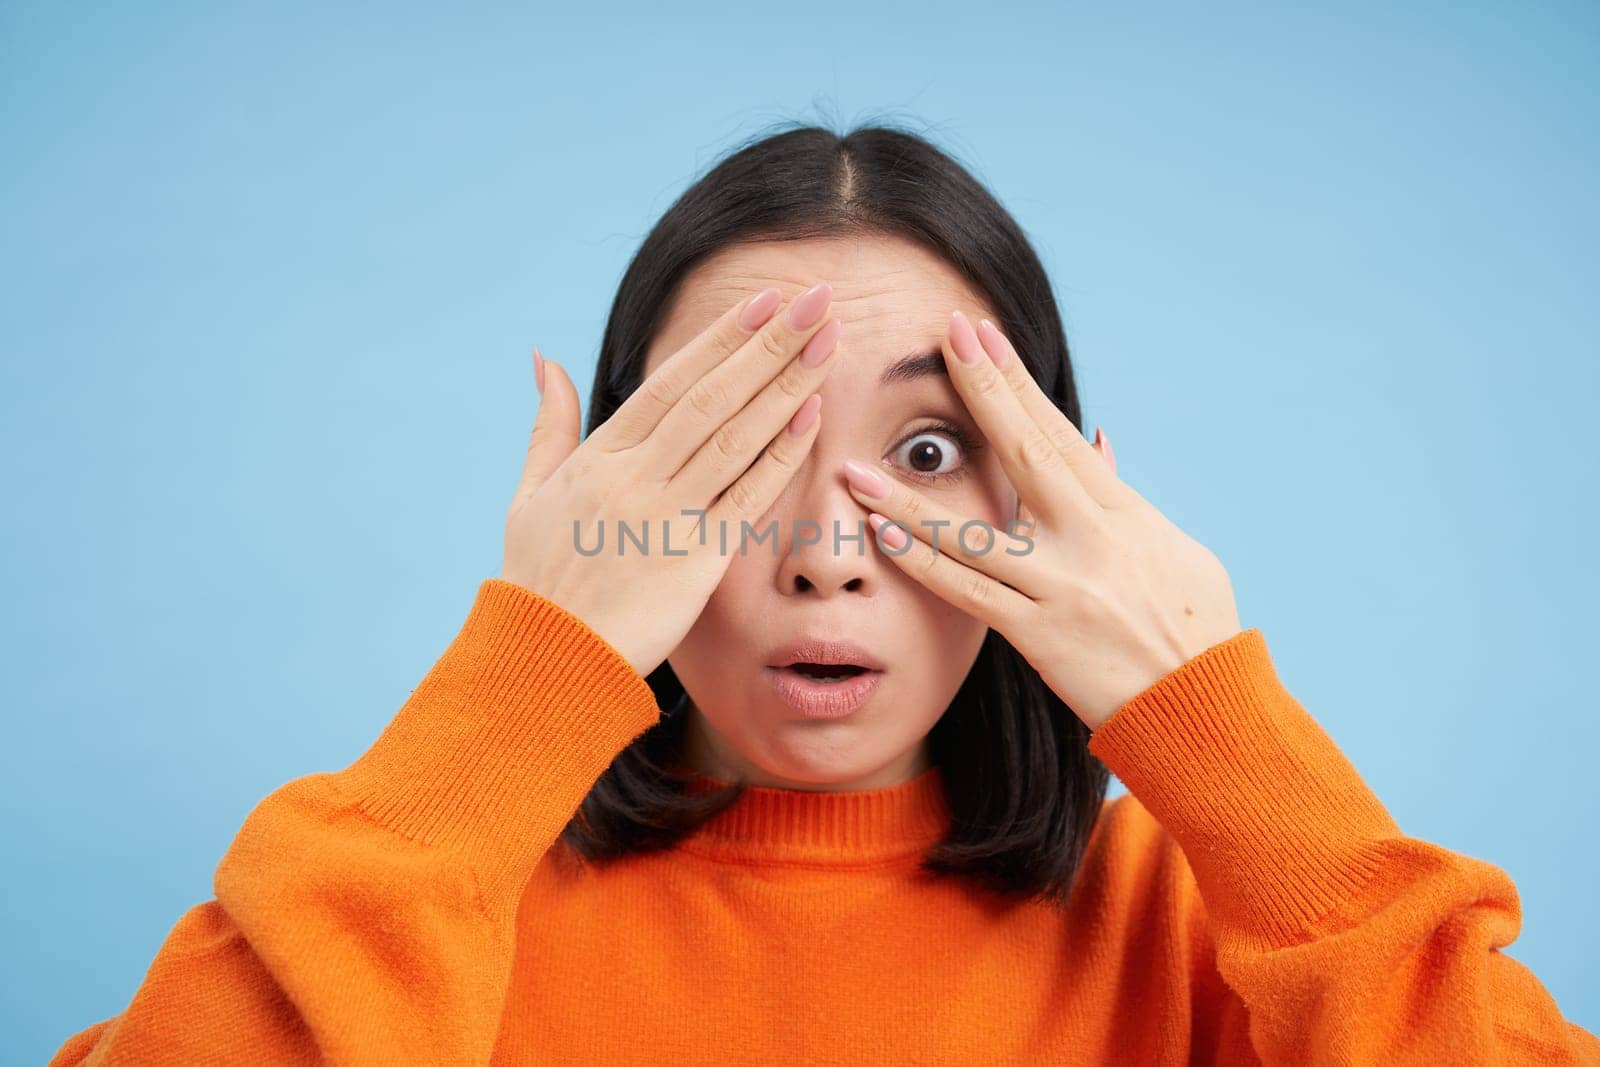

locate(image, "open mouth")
[[784, 662, 873, 684], [767, 659, 885, 718]]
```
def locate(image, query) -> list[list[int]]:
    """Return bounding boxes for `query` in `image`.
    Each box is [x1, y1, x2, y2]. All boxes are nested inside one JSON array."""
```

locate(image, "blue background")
[[3, 2, 1596, 1060]]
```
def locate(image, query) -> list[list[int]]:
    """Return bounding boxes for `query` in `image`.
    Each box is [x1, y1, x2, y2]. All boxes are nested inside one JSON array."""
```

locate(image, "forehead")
[[644, 234, 995, 377]]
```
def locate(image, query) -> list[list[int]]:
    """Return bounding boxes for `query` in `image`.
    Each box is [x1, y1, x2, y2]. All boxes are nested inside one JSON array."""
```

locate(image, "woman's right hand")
[[501, 282, 842, 678]]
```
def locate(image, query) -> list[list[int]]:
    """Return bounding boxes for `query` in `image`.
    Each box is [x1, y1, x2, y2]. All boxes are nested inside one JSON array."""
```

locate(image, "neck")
[[677, 760, 953, 865]]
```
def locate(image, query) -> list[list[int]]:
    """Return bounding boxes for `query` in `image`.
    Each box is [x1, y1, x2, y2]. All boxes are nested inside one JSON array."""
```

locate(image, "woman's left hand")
[[839, 310, 1243, 732]]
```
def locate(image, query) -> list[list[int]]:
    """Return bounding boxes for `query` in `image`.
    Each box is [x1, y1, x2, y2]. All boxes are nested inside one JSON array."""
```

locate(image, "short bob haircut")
[[558, 119, 1110, 907]]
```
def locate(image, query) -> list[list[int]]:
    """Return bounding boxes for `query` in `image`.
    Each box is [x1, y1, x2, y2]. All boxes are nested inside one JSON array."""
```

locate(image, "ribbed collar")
[[675, 763, 953, 866]]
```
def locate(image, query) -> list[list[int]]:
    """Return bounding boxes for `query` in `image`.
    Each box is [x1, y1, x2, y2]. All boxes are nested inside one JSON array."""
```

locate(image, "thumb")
[[518, 347, 581, 491]]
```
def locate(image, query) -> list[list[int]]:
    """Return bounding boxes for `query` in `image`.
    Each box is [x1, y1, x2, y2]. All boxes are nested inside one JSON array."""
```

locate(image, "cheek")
[[934, 462, 1016, 541], [668, 583, 744, 700], [904, 478, 1003, 668], [975, 454, 1019, 521], [928, 593, 990, 651], [899, 574, 990, 669], [899, 601, 989, 727], [678, 551, 760, 642]]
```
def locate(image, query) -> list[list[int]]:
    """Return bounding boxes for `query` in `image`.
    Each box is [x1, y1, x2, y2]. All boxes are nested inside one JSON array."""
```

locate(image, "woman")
[[50, 125, 1598, 1065]]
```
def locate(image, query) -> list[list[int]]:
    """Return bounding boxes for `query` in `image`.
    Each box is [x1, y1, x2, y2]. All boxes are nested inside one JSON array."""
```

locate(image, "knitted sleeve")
[[1087, 628, 1600, 1065], [47, 579, 660, 1066]]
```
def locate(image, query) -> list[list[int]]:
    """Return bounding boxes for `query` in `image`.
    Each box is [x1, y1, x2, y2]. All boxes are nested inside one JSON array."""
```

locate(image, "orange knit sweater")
[[49, 579, 1599, 1065]]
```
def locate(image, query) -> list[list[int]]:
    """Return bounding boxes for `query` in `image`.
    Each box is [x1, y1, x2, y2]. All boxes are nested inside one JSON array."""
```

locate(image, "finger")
[[974, 316, 1128, 508], [518, 350, 581, 492], [838, 457, 1041, 598], [671, 318, 842, 503], [648, 281, 838, 477], [942, 310, 1096, 530], [592, 285, 786, 452], [707, 391, 824, 533], [1095, 425, 1118, 477], [865, 510, 1035, 630]]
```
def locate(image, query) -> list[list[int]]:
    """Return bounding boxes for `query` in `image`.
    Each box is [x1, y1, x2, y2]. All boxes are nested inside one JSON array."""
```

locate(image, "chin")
[[728, 732, 921, 792]]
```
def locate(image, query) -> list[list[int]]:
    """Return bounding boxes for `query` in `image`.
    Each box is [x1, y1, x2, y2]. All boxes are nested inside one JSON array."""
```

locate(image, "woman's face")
[[641, 235, 1018, 792]]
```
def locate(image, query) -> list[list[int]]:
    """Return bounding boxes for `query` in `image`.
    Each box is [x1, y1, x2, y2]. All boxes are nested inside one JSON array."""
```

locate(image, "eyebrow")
[[878, 350, 948, 386]]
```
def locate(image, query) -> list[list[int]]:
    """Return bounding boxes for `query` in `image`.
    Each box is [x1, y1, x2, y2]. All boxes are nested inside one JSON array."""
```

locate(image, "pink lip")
[[765, 665, 884, 719], [764, 635, 886, 672]]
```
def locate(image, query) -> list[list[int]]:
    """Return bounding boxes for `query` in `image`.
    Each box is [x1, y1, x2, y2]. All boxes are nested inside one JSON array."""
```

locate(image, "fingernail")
[[949, 310, 984, 365], [1101, 426, 1116, 471], [869, 512, 908, 550], [787, 393, 821, 435], [788, 281, 833, 329], [841, 458, 890, 499], [798, 318, 841, 368], [533, 346, 545, 395], [977, 318, 1012, 368], [739, 287, 783, 331]]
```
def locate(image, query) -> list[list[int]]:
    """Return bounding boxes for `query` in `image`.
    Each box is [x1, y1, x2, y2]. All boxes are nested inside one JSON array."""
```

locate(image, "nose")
[[773, 460, 882, 598]]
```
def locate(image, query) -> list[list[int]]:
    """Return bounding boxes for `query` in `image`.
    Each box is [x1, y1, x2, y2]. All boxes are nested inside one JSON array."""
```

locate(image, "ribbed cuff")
[[334, 579, 661, 909], [1087, 627, 1402, 947]]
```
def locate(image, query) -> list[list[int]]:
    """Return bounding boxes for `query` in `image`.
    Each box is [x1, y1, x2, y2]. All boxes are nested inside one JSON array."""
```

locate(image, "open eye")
[[889, 421, 981, 484]]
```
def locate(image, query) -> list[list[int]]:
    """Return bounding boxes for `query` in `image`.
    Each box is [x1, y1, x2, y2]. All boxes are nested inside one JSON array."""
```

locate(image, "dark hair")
[[557, 117, 1109, 907]]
